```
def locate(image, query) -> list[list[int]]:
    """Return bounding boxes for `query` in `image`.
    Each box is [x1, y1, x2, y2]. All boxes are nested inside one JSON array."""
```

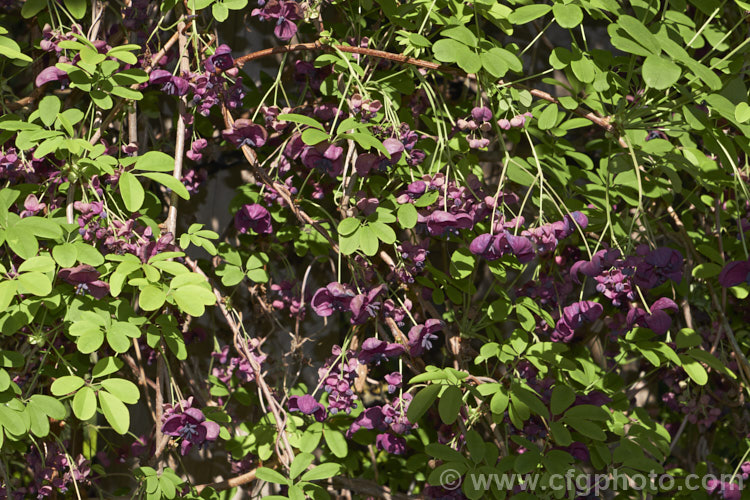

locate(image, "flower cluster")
[[161, 397, 221, 455]]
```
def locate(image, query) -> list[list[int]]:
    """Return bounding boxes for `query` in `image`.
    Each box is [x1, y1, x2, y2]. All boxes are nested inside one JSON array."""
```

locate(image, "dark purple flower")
[[347, 406, 388, 437], [311, 282, 356, 316], [288, 395, 327, 422], [357, 338, 405, 364], [407, 319, 443, 356], [552, 301, 603, 343], [627, 297, 678, 335], [375, 433, 407, 454], [149, 69, 189, 96], [469, 231, 534, 263], [35, 66, 70, 88], [161, 398, 220, 455], [234, 203, 272, 234], [263, 0, 301, 40], [302, 143, 344, 177], [718, 259, 750, 287], [222, 119, 268, 149], [58, 265, 110, 300], [634, 247, 683, 289], [204, 44, 234, 72], [349, 285, 385, 325]]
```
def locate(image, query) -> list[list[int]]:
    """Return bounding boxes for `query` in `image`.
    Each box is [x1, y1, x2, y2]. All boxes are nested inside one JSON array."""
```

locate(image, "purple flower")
[[627, 298, 678, 335], [718, 259, 750, 287], [263, 0, 301, 40], [234, 204, 272, 234], [471, 106, 492, 122], [311, 282, 356, 316], [20, 194, 46, 218], [186, 138, 208, 162], [407, 319, 443, 357], [149, 69, 189, 96], [375, 433, 407, 454], [469, 232, 535, 263], [357, 338, 405, 364], [552, 301, 603, 343], [347, 406, 388, 437], [634, 247, 683, 289], [384, 372, 402, 393], [161, 398, 220, 455], [204, 44, 234, 72], [302, 143, 344, 177], [354, 138, 406, 176], [35, 66, 70, 88], [58, 265, 110, 300], [222, 119, 268, 149], [349, 285, 385, 325], [288, 395, 327, 422]]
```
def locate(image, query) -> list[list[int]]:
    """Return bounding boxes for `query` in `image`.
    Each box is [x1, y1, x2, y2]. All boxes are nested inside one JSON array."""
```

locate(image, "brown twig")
[[234, 41, 620, 141], [195, 467, 258, 493]]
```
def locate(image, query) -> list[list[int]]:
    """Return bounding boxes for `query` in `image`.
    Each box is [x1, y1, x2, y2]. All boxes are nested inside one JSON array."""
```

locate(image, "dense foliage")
[[1, 0, 750, 498]]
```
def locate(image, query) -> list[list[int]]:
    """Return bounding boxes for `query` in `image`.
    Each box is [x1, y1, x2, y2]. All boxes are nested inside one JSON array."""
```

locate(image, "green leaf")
[[301, 128, 329, 146], [139, 286, 166, 311], [21, 0, 46, 18], [100, 378, 139, 404], [119, 171, 144, 212], [490, 388, 509, 414], [17, 272, 52, 296], [537, 103, 559, 130], [53, 243, 78, 267], [63, 0, 87, 18], [338, 217, 360, 236], [99, 390, 130, 434], [38, 96, 61, 127], [92, 357, 124, 378], [134, 151, 175, 172], [172, 285, 215, 316], [370, 221, 396, 244], [6, 225, 38, 259], [680, 356, 708, 385], [0, 281, 16, 313], [290, 453, 315, 480], [140, 172, 190, 200], [212, 2, 229, 21], [406, 384, 441, 422], [550, 386, 575, 415], [358, 225, 379, 256], [106, 327, 130, 353], [77, 327, 105, 354], [441, 26, 477, 47], [508, 4, 551, 24], [74, 241, 104, 266], [277, 113, 325, 130], [51, 375, 85, 395], [563, 417, 607, 441], [438, 385, 463, 425], [397, 203, 418, 229], [616, 15, 660, 54], [300, 463, 341, 482], [642, 55, 681, 90], [432, 38, 468, 63], [255, 467, 289, 484], [735, 102, 750, 123], [72, 386, 97, 420], [324, 428, 348, 458], [17, 216, 63, 239], [30, 395, 66, 420], [553, 3, 583, 28]]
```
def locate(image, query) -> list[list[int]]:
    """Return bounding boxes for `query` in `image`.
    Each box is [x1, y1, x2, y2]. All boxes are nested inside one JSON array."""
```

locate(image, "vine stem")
[[233, 41, 622, 143], [165, 12, 190, 236]]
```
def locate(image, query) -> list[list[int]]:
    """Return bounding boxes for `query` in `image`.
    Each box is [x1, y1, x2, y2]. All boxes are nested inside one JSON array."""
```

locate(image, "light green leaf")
[[301, 128, 329, 146], [99, 390, 130, 434], [30, 395, 66, 420], [139, 286, 166, 311], [92, 357, 124, 378], [507, 4, 551, 24], [100, 378, 139, 404], [38, 96, 61, 127], [324, 428, 348, 458], [134, 151, 175, 172], [51, 375, 85, 395], [438, 385, 463, 425], [358, 225, 379, 256], [63, 0, 87, 18], [53, 243, 77, 267], [119, 171, 144, 212], [553, 3, 583, 28], [300, 463, 341, 482], [255, 467, 289, 484], [370, 221, 396, 244], [290, 453, 315, 480], [337, 217, 360, 236], [406, 384, 441, 422], [18, 272, 52, 296], [277, 113, 325, 130], [72, 386, 97, 420], [397, 203, 418, 229], [441, 26, 477, 47], [736, 102, 750, 123]]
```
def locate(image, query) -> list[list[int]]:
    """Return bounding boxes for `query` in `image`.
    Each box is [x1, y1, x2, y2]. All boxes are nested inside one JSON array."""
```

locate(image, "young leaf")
[[99, 390, 130, 434]]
